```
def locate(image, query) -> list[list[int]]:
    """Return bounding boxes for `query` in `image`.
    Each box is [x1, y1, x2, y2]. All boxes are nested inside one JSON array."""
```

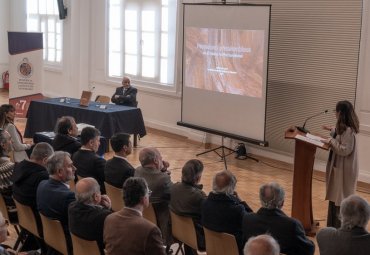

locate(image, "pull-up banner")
[[8, 32, 44, 117]]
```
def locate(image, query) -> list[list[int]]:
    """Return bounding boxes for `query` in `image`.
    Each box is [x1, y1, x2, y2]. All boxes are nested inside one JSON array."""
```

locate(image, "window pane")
[[48, 19, 55, 32], [125, 10, 137, 30], [161, 33, 168, 58], [162, 0, 168, 5], [142, 10, 155, 32], [27, 17, 39, 31], [39, 0, 47, 14], [125, 55, 137, 75], [47, 0, 54, 14], [110, 0, 120, 5], [125, 31, 137, 54], [56, 34, 62, 50], [48, 49, 55, 62], [110, 8, 121, 28], [142, 32, 155, 57], [56, 50, 62, 62], [56, 21, 62, 33], [109, 29, 121, 52], [161, 7, 168, 32], [142, 57, 155, 78], [109, 52, 122, 77], [160, 58, 168, 84], [27, 0, 38, 14], [41, 20, 46, 33], [48, 33, 55, 49]]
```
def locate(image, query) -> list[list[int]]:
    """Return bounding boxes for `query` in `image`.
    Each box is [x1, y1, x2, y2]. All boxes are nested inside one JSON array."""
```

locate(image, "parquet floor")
[[1, 89, 369, 254]]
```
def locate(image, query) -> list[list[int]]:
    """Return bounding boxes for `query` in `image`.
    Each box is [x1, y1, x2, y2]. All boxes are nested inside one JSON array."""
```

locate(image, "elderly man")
[[104, 133, 135, 188], [317, 194, 370, 255], [69, 178, 112, 255], [244, 234, 280, 255], [111, 76, 138, 107], [72, 127, 106, 193], [170, 159, 206, 254], [202, 170, 253, 254], [135, 147, 172, 250], [37, 151, 76, 254], [52, 116, 81, 156], [242, 183, 314, 255], [104, 177, 166, 255]]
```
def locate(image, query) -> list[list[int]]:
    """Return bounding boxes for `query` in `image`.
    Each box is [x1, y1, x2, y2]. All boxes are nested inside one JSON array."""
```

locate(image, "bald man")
[[201, 170, 253, 255], [111, 76, 138, 107], [244, 234, 280, 255], [68, 177, 112, 255]]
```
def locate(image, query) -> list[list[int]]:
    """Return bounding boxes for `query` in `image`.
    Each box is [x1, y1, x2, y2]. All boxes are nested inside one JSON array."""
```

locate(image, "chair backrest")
[[104, 182, 124, 212], [203, 227, 239, 255], [170, 210, 198, 250], [143, 203, 157, 225], [13, 199, 41, 238], [71, 233, 100, 255], [95, 95, 111, 104], [0, 194, 11, 223], [40, 213, 69, 255]]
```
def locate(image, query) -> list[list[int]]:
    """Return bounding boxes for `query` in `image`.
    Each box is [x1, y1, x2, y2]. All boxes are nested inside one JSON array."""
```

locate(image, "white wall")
[[3, 0, 370, 182], [0, 0, 10, 81]]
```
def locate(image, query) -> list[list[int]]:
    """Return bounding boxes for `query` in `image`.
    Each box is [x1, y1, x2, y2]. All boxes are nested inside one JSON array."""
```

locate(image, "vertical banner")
[[8, 32, 44, 117]]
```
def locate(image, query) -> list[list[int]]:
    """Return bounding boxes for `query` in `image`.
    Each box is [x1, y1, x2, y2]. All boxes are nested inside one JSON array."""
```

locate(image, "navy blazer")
[[104, 156, 135, 188], [242, 208, 315, 255], [52, 134, 81, 156], [111, 86, 138, 107]]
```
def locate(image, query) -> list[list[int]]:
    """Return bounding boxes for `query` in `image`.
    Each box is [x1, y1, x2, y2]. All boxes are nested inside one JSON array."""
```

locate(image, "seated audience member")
[[104, 177, 166, 255], [244, 234, 280, 255], [0, 104, 33, 162], [52, 116, 81, 156], [69, 178, 112, 255], [104, 133, 134, 188], [170, 159, 206, 254], [111, 76, 138, 107], [37, 151, 76, 255], [201, 170, 253, 255], [242, 183, 314, 255], [317, 194, 370, 255], [0, 130, 15, 210], [135, 147, 173, 249], [72, 127, 106, 193]]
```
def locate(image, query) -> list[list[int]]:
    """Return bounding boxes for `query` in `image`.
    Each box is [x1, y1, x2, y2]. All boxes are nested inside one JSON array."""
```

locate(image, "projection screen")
[[179, 3, 271, 146]]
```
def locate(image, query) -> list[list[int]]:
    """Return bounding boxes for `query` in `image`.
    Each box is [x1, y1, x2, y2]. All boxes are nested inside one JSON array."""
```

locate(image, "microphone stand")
[[296, 110, 328, 134]]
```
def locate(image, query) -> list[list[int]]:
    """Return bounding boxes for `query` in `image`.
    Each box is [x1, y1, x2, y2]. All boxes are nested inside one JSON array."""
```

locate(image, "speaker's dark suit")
[[111, 86, 138, 107], [104, 156, 135, 188], [52, 134, 81, 156], [242, 208, 315, 255]]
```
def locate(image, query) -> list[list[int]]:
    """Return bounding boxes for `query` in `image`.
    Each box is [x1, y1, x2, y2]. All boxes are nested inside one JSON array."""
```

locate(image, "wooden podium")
[[285, 128, 329, 235]]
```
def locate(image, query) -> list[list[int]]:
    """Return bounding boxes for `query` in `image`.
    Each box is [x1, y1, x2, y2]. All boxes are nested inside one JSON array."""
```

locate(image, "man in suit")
[[242, 183, 314, 255], [37, 151, 76, 255], [201, 170, 253, 255], [317, 194, 370, 255], [243, 234, 280, 255], [104, 132, 135, 188], [52, 116, 81, 156], [135, 147, 173, 250], [170, 159, 206, 254], [69, 177, 112, 255], [104, 177, 166, 255], [111, 76, 138, 107], [72, 127, 106, 193]]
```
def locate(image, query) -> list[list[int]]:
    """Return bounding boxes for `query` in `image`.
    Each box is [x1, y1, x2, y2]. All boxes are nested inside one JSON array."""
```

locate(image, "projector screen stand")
[[196, 136, 235, 169]]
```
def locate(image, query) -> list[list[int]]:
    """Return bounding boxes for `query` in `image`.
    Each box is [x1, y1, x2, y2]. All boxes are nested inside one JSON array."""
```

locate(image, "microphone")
[[296, 109, 329, 134]]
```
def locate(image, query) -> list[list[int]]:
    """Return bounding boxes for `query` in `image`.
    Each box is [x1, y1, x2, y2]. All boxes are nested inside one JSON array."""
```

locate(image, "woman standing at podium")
[[322, 100, 359, 228], [0, 104, 33, 162]]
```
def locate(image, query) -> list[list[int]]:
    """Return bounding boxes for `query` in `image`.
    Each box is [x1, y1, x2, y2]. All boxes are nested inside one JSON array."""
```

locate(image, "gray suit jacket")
[[317, 226, 370, 255]]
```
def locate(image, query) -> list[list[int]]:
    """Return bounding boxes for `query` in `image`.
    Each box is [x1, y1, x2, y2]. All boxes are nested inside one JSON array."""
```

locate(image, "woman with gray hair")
[[317, 194, 370, 255]]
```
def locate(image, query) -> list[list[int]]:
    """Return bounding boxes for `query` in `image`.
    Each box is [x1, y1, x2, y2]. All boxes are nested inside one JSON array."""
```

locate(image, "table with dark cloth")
[[24, 98, 146, 142]]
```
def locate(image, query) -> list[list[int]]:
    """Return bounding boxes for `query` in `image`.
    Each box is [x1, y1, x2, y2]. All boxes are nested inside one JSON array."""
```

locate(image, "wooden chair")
[[143, 203, 157, 225], [170, 210, 199, 255], [95, 95, 111, 103], [1, 195, 22, 249], [40, 213, 69, 255], [105, 182, 124, 212], [71, 233, 100, 255], [203, 227, 239, 255], [13, 199, 40, 239]]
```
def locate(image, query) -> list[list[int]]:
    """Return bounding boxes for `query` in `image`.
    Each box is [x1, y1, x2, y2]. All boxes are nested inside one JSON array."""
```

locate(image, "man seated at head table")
[[52, 116, 81, 156], [111, 76, 138, 107], [68, 177, 112, 255], [242, 182, 314, 255], [104, 177, 166, 255], [317, 194, 370, 255], [201, 170, 253, 255], [243, 234, 280, 255]]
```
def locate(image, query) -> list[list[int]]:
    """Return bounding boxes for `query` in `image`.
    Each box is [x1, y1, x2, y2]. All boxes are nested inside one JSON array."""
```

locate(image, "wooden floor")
[[2, 89, 369, 254]]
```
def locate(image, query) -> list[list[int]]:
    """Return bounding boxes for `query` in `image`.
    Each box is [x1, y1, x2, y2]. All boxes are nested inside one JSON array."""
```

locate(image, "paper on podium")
[[295, 134, 324, 147], [76, 123, 95, 135]]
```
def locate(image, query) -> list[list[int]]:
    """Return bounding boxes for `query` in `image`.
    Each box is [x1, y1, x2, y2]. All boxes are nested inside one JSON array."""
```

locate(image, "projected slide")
[[185, 27, 265, 98]]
